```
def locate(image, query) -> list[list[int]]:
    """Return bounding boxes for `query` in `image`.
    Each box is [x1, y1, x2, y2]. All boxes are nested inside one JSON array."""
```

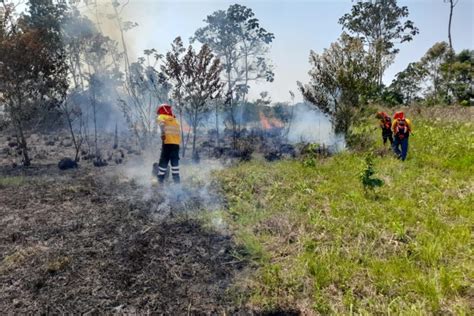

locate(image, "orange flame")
[[260, 112, 284, 130], [260, 112, 272, 129]]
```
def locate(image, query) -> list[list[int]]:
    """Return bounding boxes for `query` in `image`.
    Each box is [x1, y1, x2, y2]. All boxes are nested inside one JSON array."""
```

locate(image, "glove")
[[161, 135, 166, 141]]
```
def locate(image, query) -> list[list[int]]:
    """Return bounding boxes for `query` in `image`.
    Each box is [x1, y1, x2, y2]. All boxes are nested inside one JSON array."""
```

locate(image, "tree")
[[441, 49, 473, 104], [419, 42, 452, 100], [108, 0, 138, 82], [119, 49, 171, 150], [61, 6, 97, 90], [192, 4, 274, 147], [389, 62, 425, 105], [299, 34, 377, 134], [163, 37, 188, 154], [0, 0, 69, 166], [60, 91, 85, 162], [339, 0, 419, 86], [164, 38, 223, 160], [444, 0, 459, 49], [81, 32, 122, 158]]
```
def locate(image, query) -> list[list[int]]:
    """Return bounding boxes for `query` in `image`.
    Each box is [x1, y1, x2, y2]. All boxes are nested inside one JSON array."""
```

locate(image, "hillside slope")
[[217, 107, 473, 314]]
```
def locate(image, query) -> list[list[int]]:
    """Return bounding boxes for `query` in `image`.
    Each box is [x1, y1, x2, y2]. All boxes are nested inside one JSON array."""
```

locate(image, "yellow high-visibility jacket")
[[157, 114, 181, 145], [392, 118, 413, 134]]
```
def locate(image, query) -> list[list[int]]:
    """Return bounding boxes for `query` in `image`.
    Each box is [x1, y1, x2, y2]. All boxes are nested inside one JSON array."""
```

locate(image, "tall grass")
[[217, 115, 473, 313]]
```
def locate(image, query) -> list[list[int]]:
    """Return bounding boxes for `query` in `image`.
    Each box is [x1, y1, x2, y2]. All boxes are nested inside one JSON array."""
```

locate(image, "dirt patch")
[[0, 165, 249, 314]]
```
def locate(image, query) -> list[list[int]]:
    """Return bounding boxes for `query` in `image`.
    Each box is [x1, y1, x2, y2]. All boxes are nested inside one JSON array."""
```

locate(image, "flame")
[[260, 112, 272, 129], [260, 112, 284, 130]]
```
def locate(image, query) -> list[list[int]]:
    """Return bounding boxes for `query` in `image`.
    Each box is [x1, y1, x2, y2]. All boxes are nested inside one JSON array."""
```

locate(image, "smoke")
[[117, 150, 225, 223], [287, 103, 346, 151], [78, 0, 138, 61]]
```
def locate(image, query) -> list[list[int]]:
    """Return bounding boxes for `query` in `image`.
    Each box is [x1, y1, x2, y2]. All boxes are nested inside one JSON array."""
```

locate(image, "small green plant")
[[301, 143, 326, 167], [359, 154, 384, 193]]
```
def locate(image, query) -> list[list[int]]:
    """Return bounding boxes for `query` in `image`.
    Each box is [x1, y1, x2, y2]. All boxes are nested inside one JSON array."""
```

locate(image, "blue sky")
[[94, 0, 473, 102]]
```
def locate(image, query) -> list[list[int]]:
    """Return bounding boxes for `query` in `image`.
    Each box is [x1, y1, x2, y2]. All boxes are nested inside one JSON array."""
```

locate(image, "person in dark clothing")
[[156, 103, 181, 184], [376, 112, 393, 146]]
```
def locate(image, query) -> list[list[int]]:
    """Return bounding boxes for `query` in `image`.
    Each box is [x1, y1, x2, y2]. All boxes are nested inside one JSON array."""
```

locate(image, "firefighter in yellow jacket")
[[156, 103, 181, 183], [392, 111, 413, 161]]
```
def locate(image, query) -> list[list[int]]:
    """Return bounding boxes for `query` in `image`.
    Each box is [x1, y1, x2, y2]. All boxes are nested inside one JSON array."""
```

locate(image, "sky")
[[80, 0, 473, 103]]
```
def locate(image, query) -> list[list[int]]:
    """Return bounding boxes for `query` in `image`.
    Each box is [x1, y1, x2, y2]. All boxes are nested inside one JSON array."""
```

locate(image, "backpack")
[[395, 118, 410, 139], [383, 116, 392, 129]]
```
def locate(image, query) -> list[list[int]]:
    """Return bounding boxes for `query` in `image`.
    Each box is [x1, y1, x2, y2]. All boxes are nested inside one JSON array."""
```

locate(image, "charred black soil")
[[0, 165, 249, 314]]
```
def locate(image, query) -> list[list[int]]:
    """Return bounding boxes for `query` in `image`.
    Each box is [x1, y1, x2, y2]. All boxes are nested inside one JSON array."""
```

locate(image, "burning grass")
[[217, 106, 474, 314]]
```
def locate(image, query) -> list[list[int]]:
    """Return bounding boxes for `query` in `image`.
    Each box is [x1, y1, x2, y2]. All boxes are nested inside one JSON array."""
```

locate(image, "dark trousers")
[[392, 136, 409, 161], [158, 144, 180, 183], [383, 133, 393, 146], [382, 129, 393, 145]]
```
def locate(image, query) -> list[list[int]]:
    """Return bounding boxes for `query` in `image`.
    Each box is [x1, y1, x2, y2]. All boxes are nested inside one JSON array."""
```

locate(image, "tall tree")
[[108, 0, 138, 82], [61, 6, 97, 90], [441, 49, 473, 104], [0, 0, 69, 166], [163, 37, 188, 155], [164, 38, 223, 160], [445, 0, 459, 49], [192, 4, 274, 147], [299, 34, 376, 134], [339, 0, 419, 86], [419, 42, 452, 99], [119, 49, 171, 150], [389, 62, 425, 105]]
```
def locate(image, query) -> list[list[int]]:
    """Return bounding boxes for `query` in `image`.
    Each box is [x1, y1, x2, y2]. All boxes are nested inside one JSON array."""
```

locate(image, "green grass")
[[217, 113, 473, 314]]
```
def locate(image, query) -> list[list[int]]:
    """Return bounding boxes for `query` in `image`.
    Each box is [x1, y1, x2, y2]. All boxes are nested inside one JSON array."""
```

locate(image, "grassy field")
[[216, 108, 473, 314]]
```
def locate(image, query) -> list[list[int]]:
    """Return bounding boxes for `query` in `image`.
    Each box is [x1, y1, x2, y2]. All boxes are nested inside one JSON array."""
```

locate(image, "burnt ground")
[[0, 165, 252, 314]]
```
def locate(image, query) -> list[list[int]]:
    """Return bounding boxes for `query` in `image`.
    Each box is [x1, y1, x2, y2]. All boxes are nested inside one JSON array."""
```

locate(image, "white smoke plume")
[[287, 103, 346, 151]]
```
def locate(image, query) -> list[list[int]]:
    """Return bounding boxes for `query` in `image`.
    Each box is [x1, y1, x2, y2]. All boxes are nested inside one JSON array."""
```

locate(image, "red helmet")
[[393, 111, 405, 120], [157, 103, 173, 116]]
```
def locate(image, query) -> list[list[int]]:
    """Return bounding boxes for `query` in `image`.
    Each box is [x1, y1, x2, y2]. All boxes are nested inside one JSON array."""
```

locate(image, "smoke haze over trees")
[[0, 0, 472, 168]]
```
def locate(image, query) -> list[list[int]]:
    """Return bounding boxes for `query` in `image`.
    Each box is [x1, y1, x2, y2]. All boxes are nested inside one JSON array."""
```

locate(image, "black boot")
[[158, 175, 165, 184], [172, 174, 180, 184]]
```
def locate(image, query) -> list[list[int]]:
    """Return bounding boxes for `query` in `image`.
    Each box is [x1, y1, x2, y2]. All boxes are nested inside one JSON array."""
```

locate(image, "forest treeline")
[[0, 0, 472, 166]]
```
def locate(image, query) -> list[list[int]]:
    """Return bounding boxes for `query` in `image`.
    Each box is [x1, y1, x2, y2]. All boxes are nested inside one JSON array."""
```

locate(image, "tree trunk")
[[215, 102, 220, 147], [64, 104, 81, 162], [91, 89, 99, 158], [226, 65, 237, 149], [113, 122, 118, 149], [18, 124, 30, 166], [112, 2, 131, 82], [13, 115, 30, 166], [191, 109, 198, 160], [179, 107, 186, 157], [448, 0, 454, 49]]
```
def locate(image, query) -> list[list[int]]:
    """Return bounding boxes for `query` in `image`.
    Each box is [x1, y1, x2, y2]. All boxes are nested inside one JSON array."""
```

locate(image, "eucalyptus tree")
[[339, 0, 419, 87], [444, 0, 459, 49], [192, 4, 274, 146]]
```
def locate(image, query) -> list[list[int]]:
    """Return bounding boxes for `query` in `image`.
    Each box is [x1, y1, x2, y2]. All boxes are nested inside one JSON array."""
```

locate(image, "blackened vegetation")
[[57, 157, 77, 170], [0, 167, 249, 314]]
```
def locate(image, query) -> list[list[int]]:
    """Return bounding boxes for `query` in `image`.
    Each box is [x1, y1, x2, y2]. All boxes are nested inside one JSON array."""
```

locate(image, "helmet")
[[157, 103, 173, 116], [393, 111, 405, 120]]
